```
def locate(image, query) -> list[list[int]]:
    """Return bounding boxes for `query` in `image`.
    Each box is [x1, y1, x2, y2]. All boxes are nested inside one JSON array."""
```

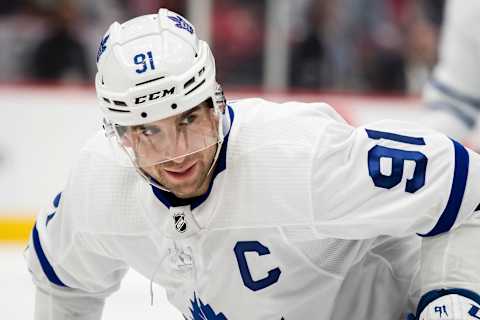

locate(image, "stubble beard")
[[145, 145, 217, 199]]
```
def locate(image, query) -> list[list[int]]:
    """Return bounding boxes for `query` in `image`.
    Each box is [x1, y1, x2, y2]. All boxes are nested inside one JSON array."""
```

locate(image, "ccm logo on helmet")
[[135, 87, 175, 104]]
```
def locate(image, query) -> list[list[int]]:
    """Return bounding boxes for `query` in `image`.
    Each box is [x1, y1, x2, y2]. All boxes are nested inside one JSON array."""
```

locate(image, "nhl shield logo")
[[174, 212, 187, 233]]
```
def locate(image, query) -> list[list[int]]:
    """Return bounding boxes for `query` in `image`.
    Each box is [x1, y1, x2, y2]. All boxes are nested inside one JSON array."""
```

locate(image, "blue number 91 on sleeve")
[[407, 288, 480, 320], [366, 129, 428, 194]]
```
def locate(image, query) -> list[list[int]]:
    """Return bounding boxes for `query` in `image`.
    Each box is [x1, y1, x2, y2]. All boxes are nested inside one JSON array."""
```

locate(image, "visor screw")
[[171, 103, 177, 109], [141, 112, 148, 118]]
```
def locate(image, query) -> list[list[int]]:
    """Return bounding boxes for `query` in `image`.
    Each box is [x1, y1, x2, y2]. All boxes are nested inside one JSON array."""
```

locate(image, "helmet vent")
[[113, 100, 128, 106], [198, 66, 205, 76], [184, 79, 205, 96], [135, 76, 165, 86], [183, 77, 195, 89], [108, 107, 130, 113], [103, 97, 111, 103]]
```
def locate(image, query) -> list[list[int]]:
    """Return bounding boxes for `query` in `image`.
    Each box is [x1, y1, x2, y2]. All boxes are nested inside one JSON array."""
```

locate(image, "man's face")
[[121, 102, 219, 198]]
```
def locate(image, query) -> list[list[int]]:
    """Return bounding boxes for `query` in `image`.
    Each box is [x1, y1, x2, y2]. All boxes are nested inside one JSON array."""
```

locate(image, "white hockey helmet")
[[95, 8, 226, 168]]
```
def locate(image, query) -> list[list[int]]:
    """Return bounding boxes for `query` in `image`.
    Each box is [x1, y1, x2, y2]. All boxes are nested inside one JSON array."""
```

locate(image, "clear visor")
[[109, 105, 220, 167]]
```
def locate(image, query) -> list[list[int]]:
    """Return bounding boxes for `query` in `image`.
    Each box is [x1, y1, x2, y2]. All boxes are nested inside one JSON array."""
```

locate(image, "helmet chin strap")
[[138, 106, 231, 195]]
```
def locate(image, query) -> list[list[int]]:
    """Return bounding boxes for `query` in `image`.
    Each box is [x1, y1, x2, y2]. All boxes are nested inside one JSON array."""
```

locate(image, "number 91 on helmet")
[[95, 8, 226, 168]]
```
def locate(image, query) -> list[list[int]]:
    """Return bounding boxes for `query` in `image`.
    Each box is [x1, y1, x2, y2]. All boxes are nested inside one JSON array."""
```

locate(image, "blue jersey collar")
[[151, 106, 234, 209]]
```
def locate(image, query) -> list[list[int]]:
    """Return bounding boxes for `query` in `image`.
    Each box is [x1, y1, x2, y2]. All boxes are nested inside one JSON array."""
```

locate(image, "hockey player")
[[25, 8, 480, 320], [423, 0, 480, 145]]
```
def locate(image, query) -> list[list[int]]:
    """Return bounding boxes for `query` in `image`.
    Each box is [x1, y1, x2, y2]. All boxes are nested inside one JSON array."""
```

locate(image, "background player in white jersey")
[[25, 8, 480, 320], [423, 0, 480, 146]]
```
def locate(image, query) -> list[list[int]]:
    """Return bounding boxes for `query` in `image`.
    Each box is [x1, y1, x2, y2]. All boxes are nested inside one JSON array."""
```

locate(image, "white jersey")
[[423, 0, 480, 141], [26, 98, 480, 320]]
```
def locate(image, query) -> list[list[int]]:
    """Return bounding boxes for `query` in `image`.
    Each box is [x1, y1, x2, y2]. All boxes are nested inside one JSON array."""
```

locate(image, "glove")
[[407, 289, 480, 320]]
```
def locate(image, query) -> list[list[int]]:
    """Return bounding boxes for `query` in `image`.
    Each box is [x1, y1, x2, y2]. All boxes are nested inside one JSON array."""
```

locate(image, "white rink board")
[[0, 86, 102, 214]]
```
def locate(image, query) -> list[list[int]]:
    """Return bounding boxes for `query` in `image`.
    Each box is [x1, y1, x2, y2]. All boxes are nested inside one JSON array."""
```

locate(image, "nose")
[[168, 131, 190, 163]]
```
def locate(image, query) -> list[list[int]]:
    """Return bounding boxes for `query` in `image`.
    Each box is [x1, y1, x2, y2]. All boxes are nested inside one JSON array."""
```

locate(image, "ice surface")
[[1, 244, 183, 319]]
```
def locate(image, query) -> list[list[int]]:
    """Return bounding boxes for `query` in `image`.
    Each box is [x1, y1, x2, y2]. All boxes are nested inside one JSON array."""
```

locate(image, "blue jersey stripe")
[[429, 78, 480, 110], [32, 223, 68, 287], [426, 100, 477, 128], [419, 139, 469, 237]]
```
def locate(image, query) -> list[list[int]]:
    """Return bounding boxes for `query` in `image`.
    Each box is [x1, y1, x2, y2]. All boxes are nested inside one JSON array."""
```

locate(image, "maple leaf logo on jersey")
[[184, 292, 227, 320]]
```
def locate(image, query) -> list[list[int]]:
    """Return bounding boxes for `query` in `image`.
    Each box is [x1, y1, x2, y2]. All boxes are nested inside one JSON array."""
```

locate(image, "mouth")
[[163, 162, 198, 181]]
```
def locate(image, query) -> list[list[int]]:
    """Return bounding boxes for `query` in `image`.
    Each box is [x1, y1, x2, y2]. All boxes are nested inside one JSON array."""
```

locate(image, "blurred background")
[[0, 0, 444, 92], [0, 0, 460, 318]]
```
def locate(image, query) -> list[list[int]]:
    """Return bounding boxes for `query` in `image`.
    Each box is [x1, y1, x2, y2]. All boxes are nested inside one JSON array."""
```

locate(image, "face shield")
[[106, 104, 221, 168]]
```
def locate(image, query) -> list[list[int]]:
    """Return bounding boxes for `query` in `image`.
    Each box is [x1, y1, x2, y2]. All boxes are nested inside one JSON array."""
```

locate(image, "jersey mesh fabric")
[[64, 132, 151, 235]]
